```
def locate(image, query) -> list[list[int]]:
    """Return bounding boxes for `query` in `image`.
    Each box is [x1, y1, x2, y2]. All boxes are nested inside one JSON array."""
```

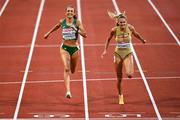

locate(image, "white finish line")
[[0, 43, 178, 49]]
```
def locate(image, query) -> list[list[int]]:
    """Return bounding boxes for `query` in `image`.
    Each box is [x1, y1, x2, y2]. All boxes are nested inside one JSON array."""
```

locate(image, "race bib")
[[62, 28, 76, 40], [117, 43, 131, 48]]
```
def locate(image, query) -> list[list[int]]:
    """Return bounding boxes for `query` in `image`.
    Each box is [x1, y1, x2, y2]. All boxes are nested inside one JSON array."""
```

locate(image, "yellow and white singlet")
[[114, 25, 132, 59]]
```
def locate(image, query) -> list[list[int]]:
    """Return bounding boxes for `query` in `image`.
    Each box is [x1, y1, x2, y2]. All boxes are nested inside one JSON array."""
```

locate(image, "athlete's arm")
[[129, 24, 146, 43], [101, 27, 115, 58], [74, 20, 87, 38], [44, 20, 63, 39]]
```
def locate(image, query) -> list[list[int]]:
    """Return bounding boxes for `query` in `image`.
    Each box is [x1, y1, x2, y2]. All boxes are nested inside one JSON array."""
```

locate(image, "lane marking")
[[13, 0, 45, 120], [170, 112, 180, 114], [64, 114, 70, 118], [0, 42, 178, 48], [1, 76, 179, 85], [30, 112, 72, 118], [104, 113, 143, 118], [76, 0, 89, 120], [78, 70, 90, 73], [20, 70, 33, 73], [33, 115, 39, 118], [137, 114, 142, 117], [0, 118, 180, 120], [26, 112, 145, 118], [0, 0, 9, 16], [147, 0, 180, 46], [122, 114, 127, 117], [49, 115, 55, 118], [111, 0, 162, 120]]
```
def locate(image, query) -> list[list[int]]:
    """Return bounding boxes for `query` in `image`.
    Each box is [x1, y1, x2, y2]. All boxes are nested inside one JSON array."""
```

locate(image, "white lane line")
[[0, 76, 180, 85], [0, 0, 9, 16], [147, 0, 180, 46], [0, 118, 179, 120], [0, 43, 178, 48], [112, 0, 162, 120], [13, 0, 45, 120], [76, 0, 89, 120]]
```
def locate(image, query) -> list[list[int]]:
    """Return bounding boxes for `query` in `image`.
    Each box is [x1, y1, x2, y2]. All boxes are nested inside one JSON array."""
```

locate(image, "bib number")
[[117, 43, 131, 48], [62, 28, 76, 40]]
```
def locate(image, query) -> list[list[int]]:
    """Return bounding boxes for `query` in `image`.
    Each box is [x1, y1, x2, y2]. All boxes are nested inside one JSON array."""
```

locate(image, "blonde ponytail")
[[107, 10, 118, 20], [107, 10, 127, 19]]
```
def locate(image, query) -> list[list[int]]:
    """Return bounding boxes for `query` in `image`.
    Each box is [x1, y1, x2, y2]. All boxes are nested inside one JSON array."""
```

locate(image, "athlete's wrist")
[[141, 39, 146, 43], [71, 26, 78, 32]]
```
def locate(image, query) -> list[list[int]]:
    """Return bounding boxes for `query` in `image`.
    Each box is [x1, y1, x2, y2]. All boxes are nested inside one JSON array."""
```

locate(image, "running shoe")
[[65, 91, 72, 99]]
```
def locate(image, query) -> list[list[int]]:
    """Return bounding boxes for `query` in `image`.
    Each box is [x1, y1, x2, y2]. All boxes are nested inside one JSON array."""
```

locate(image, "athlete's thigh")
[[71, 50, 79, 69], [123, 53, 134, 74], [114, 53, 123, 73], [60, 48, 71, 69]]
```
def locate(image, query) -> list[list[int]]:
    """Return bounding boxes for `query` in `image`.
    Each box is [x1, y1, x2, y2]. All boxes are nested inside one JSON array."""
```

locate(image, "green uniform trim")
[[61, 44, 79, 56]]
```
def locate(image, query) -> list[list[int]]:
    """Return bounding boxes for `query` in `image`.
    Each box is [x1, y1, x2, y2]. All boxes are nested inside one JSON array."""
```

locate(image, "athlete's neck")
[[66, 17, 74, 24], [120, 27, 125, 31]]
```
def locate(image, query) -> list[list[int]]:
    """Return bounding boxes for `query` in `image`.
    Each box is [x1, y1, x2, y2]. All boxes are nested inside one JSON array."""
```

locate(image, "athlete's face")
[[118, 18, 127, 28], [66, 7, 75, 19]]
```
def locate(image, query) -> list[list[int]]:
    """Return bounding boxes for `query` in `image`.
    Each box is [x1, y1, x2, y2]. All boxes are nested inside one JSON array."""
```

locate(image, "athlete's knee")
[[117, 73, 122, 79], [127, 74, 132, 78], [126, 69, 134, 78], [116, 73, 123, 83], [126, 72, 133, 78], [117, 71, 123, 78], [117, 78, 122, 83], [70, 65, 76, 74], [64, 68, 71, 74], [71, 69, 75, 74]]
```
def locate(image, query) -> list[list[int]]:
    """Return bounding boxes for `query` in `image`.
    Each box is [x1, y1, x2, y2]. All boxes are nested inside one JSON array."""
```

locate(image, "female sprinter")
[[101, 11, 146, 104], [44, 6, 87, 99]]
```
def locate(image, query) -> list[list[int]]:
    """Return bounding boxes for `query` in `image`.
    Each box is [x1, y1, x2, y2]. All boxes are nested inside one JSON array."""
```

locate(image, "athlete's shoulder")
[[75, 19, 83, 28], [76, 19, 81, 24], [58, 19, 66, 27], [127, 24, 135, 30], [109, 27, 116, 36], [76, 19, 80, 23], [111, 26, 117, 32], [60, 19, 65, 24]]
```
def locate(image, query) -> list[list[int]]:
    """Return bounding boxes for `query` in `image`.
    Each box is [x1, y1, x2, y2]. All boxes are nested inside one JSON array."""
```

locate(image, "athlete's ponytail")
[[107, 10, 119, 19], [107, 10, 127, 26], [118, 11, 127, 19], [73, 15, 77, 19]]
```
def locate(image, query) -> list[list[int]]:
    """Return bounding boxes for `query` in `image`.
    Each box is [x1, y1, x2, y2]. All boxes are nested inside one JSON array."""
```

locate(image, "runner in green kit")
[[44, 5, 87, 99]]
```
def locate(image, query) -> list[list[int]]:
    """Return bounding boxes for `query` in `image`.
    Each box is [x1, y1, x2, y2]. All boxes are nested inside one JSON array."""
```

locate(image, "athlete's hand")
[[70, 25, 78, 31], [101, 50, 107, 59], [44, 33, 50, 39], [142, 39, 146, 44]]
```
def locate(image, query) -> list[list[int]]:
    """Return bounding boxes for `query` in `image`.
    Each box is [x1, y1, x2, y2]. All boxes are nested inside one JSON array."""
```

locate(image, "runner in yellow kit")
[[44, 5, 87, 99], [101, 11, 146, 104]]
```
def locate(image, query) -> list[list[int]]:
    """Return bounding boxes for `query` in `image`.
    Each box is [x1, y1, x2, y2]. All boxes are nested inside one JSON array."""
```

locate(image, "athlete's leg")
[[70, 50, 79, 74], [60, 47, 71, 98], [124, 53, 134, 78], [114, 53, 124, 104], [114, 53, 123, 95]]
